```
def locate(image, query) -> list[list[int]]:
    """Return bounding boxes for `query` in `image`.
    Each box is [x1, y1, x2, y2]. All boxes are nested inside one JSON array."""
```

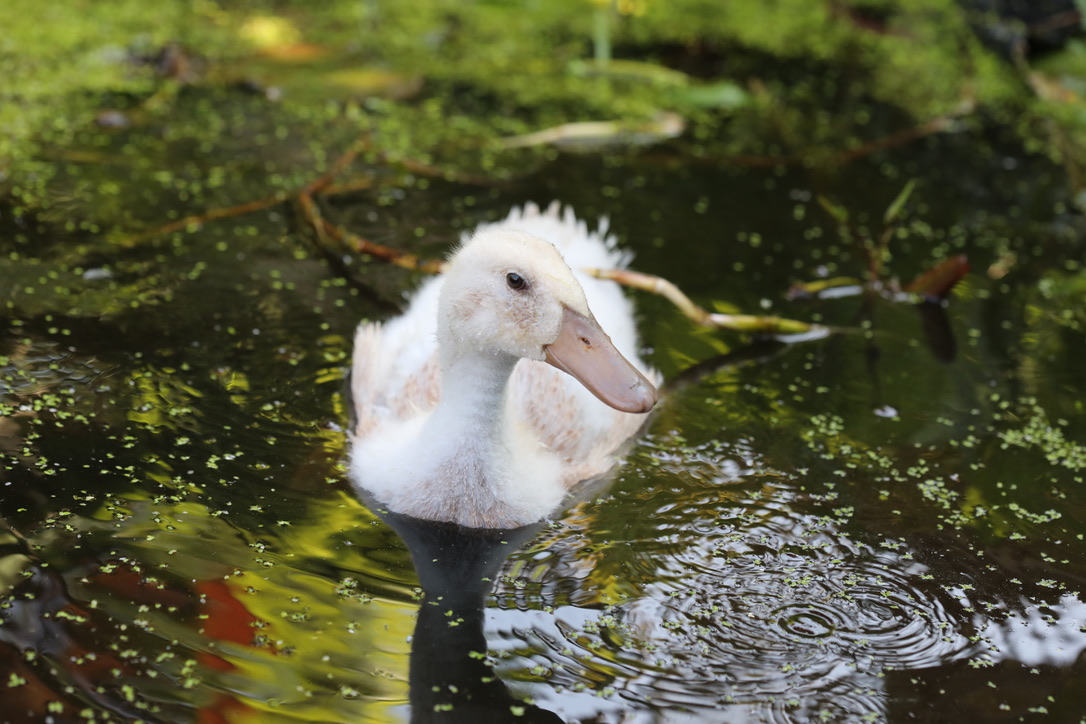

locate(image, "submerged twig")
[[293, 136, 446, 274], [112, 133, 826, 342], [586, 267, 828, 336], [588, 268, 708, 322], [120, 132, 499, 247], [300, 135, 374, 196], [121, 192, 290, 246], [296, 193, 446, 274]]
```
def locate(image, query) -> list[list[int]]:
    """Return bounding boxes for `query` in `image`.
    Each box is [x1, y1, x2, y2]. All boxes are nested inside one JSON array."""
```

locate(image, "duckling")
[[348, 203, 657, 528]]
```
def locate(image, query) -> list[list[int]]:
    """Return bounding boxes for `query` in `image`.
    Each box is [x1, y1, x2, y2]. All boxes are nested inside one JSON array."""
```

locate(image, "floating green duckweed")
[[4, 2, 1086, 722]]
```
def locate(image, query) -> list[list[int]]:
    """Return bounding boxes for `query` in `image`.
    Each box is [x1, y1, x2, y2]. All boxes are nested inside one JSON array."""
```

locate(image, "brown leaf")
[[904, 255, 969, 300]]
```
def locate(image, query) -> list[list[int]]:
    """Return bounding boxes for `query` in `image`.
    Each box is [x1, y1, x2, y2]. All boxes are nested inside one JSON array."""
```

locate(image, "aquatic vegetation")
[[2, 0, 1085, 212], [3, 1, 1086, 721]]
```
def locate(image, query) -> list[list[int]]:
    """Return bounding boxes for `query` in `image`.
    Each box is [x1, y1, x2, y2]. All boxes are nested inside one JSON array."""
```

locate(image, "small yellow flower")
[[239, 16, 302, 49]]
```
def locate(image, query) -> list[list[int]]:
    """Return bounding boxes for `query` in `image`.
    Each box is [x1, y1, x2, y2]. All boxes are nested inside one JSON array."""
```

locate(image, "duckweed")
[[4, 2, 1086, 722]]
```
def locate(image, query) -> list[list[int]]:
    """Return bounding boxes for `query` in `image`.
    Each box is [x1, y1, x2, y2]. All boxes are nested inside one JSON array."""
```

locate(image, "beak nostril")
[[546, 306, 657, 414]]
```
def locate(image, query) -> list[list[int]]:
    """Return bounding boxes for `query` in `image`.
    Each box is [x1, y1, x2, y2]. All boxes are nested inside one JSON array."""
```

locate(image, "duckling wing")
[[350, 276, 443, 439], [511, 359, 652, 489]]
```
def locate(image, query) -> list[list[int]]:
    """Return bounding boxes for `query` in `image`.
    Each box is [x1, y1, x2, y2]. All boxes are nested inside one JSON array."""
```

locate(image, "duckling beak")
[[544, 307, 658, 414]]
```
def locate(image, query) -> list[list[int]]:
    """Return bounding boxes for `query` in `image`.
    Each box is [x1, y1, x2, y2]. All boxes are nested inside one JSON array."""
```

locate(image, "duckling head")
[[438, 228, 657, 414]]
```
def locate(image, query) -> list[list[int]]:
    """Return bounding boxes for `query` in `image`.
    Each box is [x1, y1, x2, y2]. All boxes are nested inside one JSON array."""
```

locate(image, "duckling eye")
[[506, 272, 528, 291]]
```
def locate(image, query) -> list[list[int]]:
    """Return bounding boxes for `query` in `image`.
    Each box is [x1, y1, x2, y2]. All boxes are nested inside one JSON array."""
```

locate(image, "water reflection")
[[3, 395, 1086, 722], [378, 511, 561, 723], [0, 497, 418, 722], [0, 516, 209, 721], [914, 300, 957, 364], [0, 485, 562, 723]]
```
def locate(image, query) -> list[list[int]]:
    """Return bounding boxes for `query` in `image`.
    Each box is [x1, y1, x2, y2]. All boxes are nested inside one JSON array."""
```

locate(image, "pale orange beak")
[[544, 307, 658, 414]]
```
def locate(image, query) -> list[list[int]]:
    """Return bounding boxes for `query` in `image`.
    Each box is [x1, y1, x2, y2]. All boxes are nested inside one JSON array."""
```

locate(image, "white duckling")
[[348, 203, 658, 528]]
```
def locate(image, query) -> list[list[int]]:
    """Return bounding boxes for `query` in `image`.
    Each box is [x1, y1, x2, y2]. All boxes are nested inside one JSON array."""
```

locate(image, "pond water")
[[3, 113, 1086, 723]]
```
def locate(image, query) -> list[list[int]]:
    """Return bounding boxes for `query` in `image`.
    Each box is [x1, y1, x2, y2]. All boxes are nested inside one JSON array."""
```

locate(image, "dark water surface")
[[3, 126, 1086, 723]]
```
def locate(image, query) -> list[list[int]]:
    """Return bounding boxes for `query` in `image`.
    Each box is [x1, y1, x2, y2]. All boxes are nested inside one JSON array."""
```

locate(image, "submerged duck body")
[[348, 203, 658, 528]]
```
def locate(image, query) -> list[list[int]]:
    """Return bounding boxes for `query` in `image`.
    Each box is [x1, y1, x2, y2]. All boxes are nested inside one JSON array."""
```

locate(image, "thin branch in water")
[[387, 156, 502, 187], [297, 193, 446, 274], [118, 135, 497, 248], [300, 136, 374, 196], [585, 267, 828, 336], [121, 192, 290, 246]]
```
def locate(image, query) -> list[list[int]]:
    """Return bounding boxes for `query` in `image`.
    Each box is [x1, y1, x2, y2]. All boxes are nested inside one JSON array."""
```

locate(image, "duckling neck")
[[422, 349, 519, 475], [353, 346, 566, 528]]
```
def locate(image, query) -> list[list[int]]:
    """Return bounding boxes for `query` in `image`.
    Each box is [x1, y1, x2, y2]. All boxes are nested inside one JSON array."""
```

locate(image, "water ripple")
[[488, 471, 983, 721]]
